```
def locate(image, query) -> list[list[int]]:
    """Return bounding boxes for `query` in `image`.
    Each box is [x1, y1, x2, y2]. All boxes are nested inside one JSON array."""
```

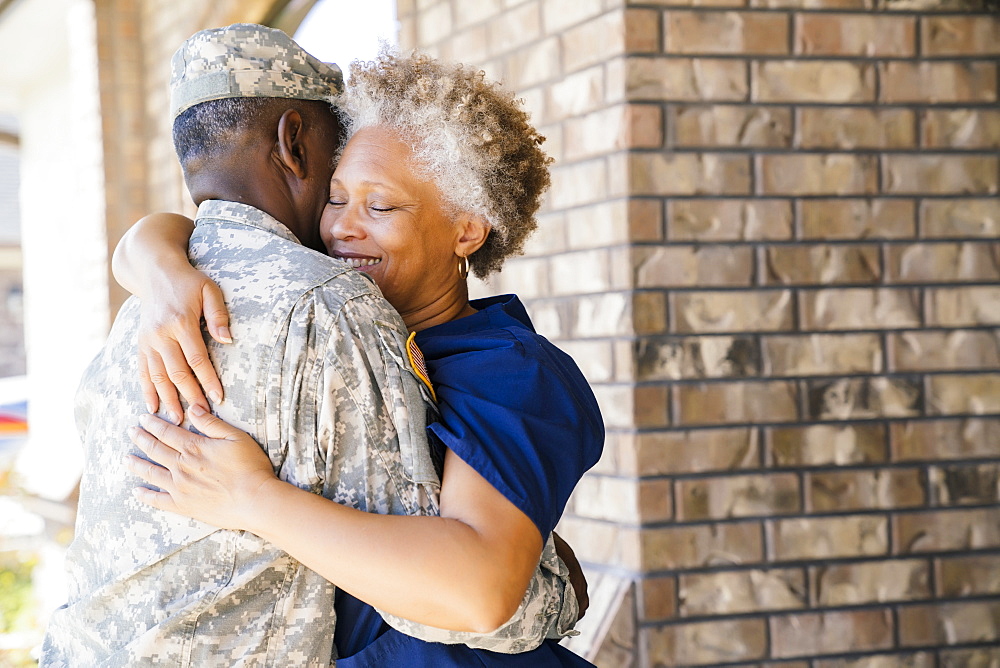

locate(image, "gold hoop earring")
[[457, 255, 470, 280]]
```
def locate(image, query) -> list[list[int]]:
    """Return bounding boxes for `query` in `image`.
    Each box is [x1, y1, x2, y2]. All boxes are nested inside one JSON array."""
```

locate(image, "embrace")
[[41, 23, 603, 667]]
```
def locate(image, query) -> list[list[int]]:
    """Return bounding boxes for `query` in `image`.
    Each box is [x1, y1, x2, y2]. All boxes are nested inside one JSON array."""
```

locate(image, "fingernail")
[[166, 412, 180, 425], [218, 327, 233, 344], [208, 390, 223, 404], [190, 404, 207, 417], [146, 403, 156, 414]]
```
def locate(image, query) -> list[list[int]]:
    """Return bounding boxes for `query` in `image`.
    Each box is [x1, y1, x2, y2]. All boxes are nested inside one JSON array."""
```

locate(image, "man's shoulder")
[[193, 223, 382, 303]]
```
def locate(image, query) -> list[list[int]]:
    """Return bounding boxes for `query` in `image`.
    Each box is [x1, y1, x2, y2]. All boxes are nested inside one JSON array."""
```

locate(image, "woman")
[[116, 50, 603, 666]]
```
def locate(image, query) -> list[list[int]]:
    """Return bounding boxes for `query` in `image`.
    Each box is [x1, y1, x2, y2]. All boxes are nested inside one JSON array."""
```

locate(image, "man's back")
[[42, 200, 437, 667]]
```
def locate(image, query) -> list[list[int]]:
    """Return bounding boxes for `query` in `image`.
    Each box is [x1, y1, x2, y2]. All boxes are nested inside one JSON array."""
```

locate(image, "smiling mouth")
[[342, 257, 382, 269]]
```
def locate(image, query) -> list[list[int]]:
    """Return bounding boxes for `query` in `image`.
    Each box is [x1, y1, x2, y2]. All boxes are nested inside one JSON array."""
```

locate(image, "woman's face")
[[320, 125, 463, 315]]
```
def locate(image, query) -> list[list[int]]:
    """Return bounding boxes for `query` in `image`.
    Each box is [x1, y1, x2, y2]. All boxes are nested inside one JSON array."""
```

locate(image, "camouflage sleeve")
[[377, 533, 580, 653]]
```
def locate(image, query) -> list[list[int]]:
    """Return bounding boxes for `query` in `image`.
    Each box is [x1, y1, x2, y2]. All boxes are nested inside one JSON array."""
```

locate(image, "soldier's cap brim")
[[169, 23, 343, 118]]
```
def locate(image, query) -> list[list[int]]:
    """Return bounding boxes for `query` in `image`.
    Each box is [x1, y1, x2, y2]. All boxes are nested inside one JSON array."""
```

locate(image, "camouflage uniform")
[[42, 201, 577, 666], [40, 22, 578, 668]]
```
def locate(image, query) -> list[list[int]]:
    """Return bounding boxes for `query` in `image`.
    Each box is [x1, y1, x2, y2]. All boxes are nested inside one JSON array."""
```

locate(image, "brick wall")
[[87, 0, 999, 663], [400, 1, 1000, 666]]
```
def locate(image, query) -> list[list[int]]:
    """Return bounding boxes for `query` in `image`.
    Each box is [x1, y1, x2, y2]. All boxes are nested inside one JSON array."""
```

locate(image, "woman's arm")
[[127, 406, 542, 633], [113, 213, 230, 420]]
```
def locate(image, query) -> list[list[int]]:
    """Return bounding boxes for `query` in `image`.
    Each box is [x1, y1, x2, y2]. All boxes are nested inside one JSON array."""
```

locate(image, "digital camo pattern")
[[169, 23, 343, 118], [41, 200, 576, 666], [380, 532, 582, 653], [41, 200, 435, 667]]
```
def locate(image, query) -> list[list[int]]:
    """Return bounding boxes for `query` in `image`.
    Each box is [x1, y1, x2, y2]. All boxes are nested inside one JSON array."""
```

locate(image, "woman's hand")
[[125, 405, 276, 530], [137, 272, 230, 422]]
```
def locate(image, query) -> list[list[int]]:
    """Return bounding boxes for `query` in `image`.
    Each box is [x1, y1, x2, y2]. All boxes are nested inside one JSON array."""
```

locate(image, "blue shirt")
[[335, 294, 604, 666], [417, 294, 604, 539]]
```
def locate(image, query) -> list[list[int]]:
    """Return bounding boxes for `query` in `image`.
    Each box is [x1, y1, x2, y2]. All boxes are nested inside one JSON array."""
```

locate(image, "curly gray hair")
[[334, 49, 553, 278]]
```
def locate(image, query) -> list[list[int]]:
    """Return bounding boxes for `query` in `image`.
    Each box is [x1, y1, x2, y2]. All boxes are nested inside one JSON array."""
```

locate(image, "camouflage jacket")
[[41, 201, 576, 667]]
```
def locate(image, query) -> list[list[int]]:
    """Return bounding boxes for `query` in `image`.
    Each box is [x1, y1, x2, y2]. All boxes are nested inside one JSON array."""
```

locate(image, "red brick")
[[753, 0, 871, 6], [630, 152, 751, 195], [887, 242, 1000, 283], [764, 244, 881, 284], [634, 245, 753, 288], [922, 109, 1000, 149], [638, 575, 676, 622], [895, 507, 1000, 554], [796, 13, 915, 56], [770, 515, 888, 560], [800, 198, 915, 240], [670, 199, 793, 241], [679, 568, 806, 615], [805, 377, 921, 421], [891, 418, 1000, 463], [769, 423, 888, 467], [645, 618, 768, 666], [674, 380, 799, 426], [800, 288, 921, 331], [940, 648, 1000, 668], [673, 104, 792, 148], [798, 107, 915, 149], [676, 472, 800, 520], [883, 154, 998, 196], [807, 468, 925, 512], [879, 61, 997, 104], [666, 10, 789, 55], [922, 15, 1000, 56], [899, 601, 1000, 647], [815, 654, 934, 668], [762, 333, 882, 376], [642, 521, 763, 570], [927, 373, 1000, 416], [929, 463, 1000, 507], [760, 154, 878, 196], [937, 554, 1000, 597], [625, 57, 748, 102], [922, 198, 1000, 239], [562, 10, 632, 73], [634, 427, 760, 475], [889, 330, 1000, 373], [753, 61, 876, 103], [672, 289, 794, 333], [812, 559, 931, 606], [770, 609, 894, 658], [927, 286, 1000, 327], [636, 334, 761, 380]]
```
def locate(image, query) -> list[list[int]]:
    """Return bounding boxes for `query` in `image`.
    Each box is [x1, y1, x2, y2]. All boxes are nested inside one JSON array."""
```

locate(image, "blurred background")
[[0, 0, 998, 666]]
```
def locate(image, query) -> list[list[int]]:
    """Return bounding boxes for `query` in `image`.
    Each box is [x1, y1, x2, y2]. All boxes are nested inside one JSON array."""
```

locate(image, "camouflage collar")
[[194, 199, 302, 245]]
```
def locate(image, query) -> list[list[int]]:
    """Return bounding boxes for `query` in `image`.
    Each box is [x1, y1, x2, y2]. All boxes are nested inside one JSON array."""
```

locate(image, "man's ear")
[[275, 109, 307, 178], [454, 212, 490, 257]]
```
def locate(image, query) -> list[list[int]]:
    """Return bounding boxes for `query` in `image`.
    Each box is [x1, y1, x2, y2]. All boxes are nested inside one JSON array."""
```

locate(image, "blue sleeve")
[[426, 329, 604, 539]]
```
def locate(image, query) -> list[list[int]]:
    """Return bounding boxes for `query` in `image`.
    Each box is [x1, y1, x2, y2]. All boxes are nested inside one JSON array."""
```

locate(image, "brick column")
[[401, 1, 999, 666]]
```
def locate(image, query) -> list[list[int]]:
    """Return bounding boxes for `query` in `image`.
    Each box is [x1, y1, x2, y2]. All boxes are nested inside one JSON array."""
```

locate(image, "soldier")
[[41, 24, 576, 667]]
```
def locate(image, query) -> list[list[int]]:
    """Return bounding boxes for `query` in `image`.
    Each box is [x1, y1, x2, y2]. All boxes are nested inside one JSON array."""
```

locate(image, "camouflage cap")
[[169, 23, 343, 118]]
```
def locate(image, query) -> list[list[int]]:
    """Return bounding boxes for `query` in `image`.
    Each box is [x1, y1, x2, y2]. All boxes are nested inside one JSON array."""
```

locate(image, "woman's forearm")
[[112, 213, 195, 297], [250, 475, 539, 633]]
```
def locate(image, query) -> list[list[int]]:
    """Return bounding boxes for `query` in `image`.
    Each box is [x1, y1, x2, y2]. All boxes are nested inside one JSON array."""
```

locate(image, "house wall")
[[3, 0, 994, 663], [397, 1, 1000, 666]]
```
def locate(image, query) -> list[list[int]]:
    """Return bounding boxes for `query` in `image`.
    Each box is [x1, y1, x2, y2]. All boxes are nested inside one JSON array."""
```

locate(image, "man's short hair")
[[172, 97, 268, 165], [172, 97, 339, 167]]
